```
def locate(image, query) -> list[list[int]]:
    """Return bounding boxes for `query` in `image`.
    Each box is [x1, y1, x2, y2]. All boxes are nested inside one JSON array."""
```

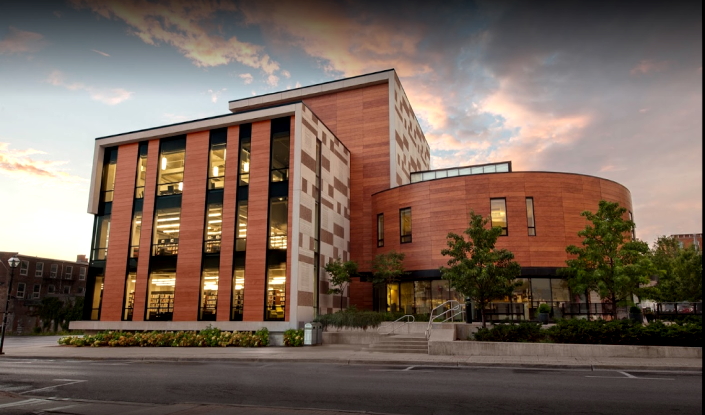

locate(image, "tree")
[[370, 250, 406, 286], [440, 210, 521, 328], [324, 258, 358, 310], [561, 200, 655, 319], [641, 236, 702, 302]]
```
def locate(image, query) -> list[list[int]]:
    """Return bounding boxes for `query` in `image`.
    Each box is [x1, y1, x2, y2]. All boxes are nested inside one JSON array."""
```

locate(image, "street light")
[[0, 255, 20, 355]]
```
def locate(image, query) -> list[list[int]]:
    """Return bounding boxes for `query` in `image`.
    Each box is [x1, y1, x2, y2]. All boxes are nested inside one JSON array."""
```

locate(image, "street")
[[0, 357, 701, 414]]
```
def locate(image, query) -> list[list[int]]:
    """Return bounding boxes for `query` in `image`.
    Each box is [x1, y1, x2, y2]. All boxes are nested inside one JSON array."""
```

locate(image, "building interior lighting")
[[161, 157, 167, 170], [243, 162, 249, 172], [178, 182, 183, 191], [212, 166, 219, 177]]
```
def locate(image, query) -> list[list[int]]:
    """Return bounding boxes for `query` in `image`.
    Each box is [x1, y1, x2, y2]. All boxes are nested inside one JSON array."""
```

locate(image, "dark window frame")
[[377, 213, 384, 247], [526, 197, 536, 236], [490, 198, 508, 236], [400, 207, 412, 244]]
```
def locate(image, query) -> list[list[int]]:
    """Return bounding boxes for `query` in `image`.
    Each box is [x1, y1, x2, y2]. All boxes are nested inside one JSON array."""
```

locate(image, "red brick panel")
[[243, 121, 271, 321], [173, 131, 209, 321], [216, 125, 240, 321], [369, 172, 634, 274], [101, 143, 137, 321], [132, 139, 161, 321]]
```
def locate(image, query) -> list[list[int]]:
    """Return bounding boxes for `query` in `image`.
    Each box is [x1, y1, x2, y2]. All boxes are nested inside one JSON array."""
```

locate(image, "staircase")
[[364, 333, 428, 354]]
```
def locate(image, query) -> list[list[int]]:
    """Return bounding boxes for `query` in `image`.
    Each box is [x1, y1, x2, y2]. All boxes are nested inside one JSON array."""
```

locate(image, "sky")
[[0, 0, 701, 261]]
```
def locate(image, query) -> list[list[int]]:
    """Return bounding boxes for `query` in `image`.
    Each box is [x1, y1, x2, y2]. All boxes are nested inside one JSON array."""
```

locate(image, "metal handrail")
[[425, 300, 464, 339], [378, 314, 415, 335]]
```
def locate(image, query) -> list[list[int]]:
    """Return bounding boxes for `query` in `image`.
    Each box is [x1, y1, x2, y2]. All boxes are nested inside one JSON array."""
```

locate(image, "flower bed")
[[57, 326, 270, 347]]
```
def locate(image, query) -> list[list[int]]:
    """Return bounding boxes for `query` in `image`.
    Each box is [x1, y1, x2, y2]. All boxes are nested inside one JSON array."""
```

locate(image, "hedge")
[[473, 319, 701, 347], [58, 326, 270, 347]]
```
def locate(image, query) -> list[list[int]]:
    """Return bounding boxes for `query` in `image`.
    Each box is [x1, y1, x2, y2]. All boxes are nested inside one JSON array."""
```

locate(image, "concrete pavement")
[[0, 335, 701, 371]]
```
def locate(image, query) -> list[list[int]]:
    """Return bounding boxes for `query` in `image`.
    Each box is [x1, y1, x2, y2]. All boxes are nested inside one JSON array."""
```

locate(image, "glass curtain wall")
[[92, 215, 110, 261], [231, 259, 245, 320], [90, 275, 103, 320], [208, 142, 226, 190], [123, 272, 136, 320], [199, 268, 218, 321], [100, 149, 117, 203], [157, 139, 186, 196], [129, 212, 142, 258], [135, 144, 148, 198], [204, 202, 223, 253], [146, 272, 175, 321], [152, 206, 181, 256]]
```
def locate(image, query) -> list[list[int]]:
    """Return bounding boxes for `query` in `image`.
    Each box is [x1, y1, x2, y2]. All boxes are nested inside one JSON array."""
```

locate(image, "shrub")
[[473, 322, 545, 342], [284, 329, 304, 346], [537, 303, 551, 314], [58, 327, 272, 348], [314, 308, 386, 330], [629, 306, 641, 314]]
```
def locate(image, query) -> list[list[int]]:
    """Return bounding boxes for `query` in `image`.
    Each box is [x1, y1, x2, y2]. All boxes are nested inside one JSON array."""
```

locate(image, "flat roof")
[[228, 69, 395, 113]]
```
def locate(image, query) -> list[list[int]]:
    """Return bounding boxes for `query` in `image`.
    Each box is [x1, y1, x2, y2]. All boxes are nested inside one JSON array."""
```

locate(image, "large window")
[[157, 138, 186, 196], [65, 266, 73, 279], [100, 148, 117, 203], [235, 201, 248, 251], [490, 198, 508, 236], [35, 262, 44, 277], [16, 283, 26, 299], [400, 207, 412, 243], [270, 132, 290, 182], [32, 284, 41, 299], [89, 276, 102, 319], [239, 140, 251, 186], [130, 212, 142, 258], [208, 141, 226, 190], [50, 264, 58, 278], [146, 272, 175, 321], [20, 260, 28, 276], [92, 215, 111, 260], [200, 268, 218, 321], [152, 206, 181, 256], [79, 267, 86, 280], [231, 257, 245, 321], [526, 197, 536, 236], [268, 197, 288, 250], [135, 143, 148, 198], [204, 202, 223, 253], [123, 272, 136, 321], [265, 262, 286, 321], [377, 214, 384, 247]]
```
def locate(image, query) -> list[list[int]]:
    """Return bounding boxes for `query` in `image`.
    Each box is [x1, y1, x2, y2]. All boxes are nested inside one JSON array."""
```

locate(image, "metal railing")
[[378, 314, 415, 335], [425, 300, 464, 340]]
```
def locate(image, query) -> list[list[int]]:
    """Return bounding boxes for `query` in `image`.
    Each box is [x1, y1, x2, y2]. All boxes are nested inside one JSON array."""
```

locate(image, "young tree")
[[561, 200, 655, 319], [642, 236, 702, 302], [324, 259, 358, 310], [440, 211, 521, 328], [370, 251, 406, 286]]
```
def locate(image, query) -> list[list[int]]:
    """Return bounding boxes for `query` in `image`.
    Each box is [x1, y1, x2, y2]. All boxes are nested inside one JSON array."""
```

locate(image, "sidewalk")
[[0, 336, 701, 371]]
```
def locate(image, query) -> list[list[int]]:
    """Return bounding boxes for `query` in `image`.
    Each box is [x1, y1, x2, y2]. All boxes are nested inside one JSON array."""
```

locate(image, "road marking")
[[19, 379, 87, 395], [586, 371, 674, 381], [39, 403, 81, 412], [0, 398, 47, 409]]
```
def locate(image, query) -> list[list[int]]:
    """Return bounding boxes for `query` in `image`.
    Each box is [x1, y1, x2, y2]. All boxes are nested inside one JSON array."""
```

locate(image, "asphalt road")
[[0, 358, 701, 415]]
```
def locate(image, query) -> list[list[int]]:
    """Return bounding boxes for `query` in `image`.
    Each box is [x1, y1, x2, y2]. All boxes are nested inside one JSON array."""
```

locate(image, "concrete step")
[[364, 334, 429, 354]]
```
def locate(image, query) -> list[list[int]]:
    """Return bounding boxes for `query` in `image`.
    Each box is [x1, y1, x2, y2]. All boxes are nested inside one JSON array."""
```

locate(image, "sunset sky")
[[0, 0, 701, 261]]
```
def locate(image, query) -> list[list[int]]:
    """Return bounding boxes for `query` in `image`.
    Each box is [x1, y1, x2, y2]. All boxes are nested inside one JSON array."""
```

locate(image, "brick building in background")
[[670, 233, 702, 251], [0, 252, 88, 334], [73, 69, 635, 333]]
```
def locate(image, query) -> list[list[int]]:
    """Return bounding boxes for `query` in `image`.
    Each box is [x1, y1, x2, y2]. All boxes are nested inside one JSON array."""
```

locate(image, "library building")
[[73, 69, 633, 333]]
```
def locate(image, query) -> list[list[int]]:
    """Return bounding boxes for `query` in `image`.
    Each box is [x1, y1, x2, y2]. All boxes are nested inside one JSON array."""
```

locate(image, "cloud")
[[91, 49, 110, 57], [207, 88, 226, 103], [162, 113, 191, 123], [630, 60, 670, 75], [71, 0, 286, 83], [0, 27, 45, 54], [0, 142, 86, 183], [46, 70, 133, 105], [239, 73, 253, 84]]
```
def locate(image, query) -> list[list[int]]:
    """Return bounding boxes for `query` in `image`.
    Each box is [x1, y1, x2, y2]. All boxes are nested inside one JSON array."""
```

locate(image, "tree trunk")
[[611, 293, 618, 320], [481, 308, 487, 328]]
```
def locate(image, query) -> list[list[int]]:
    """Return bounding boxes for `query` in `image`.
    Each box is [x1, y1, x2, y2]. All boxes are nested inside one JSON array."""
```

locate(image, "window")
[[628, 211, 636, 240], [50, 264, 58, 278], [526, 197, 536, 236], [199, 268, 219, 321], [490, 198, 508, 236], [146, 272, 175, 321], [90, 275, 103, 320], [268, 197, 288, 250], [79, 267, 86, 280], [265, 262, 286, 321], [238, 140, 251, 186], [135, 143, 148, 198], [65, 265, 73, 279], [63, 286, 70, 294], [16, 283, 26, 299], [204, 202, 223, 253], [33, 284, 41, 299], [157, 137, 186, 196], [100, 148, 117, 203], [270, 118, 290, 183], [77, 287, 85, 295], [152, 206, 181, 256], [48, 284, 55, 294], [400, 207, 412, 243], [20, 260, 29, 276], [92, 215, 111, 261], [377, 214, 384, 247], [123, 272, 136, 321], [130, 211, 142, 258], [35, 262, 44, 277], [208, 141, 226, 190], [231, 260, 245, 321], [235, 201, 248, 251]]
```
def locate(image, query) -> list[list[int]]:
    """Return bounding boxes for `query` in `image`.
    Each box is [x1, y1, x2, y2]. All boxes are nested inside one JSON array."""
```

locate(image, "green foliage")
[[440, 210, 521, 327], [35, 297, 85, 333], [371, 251, 406, 286], [471, 319, 702, 347], [561, 201, 655, 318], [629, 306, 641, 314], [57, 326, 271, 348], [537, 303, 551, 314], [324, 258, 359, 310], [314, 308, 385, 330], [642, 236, 702, 302], [284, 329, 304, 346], [473, 322, 544, 342]]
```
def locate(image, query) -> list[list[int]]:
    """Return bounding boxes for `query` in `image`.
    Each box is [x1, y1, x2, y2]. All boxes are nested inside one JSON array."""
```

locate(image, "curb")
[[2, 355, 701, 372]]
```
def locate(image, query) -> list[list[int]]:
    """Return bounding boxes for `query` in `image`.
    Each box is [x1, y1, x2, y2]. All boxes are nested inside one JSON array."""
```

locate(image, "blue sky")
[[0, 0, 701, 260]]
